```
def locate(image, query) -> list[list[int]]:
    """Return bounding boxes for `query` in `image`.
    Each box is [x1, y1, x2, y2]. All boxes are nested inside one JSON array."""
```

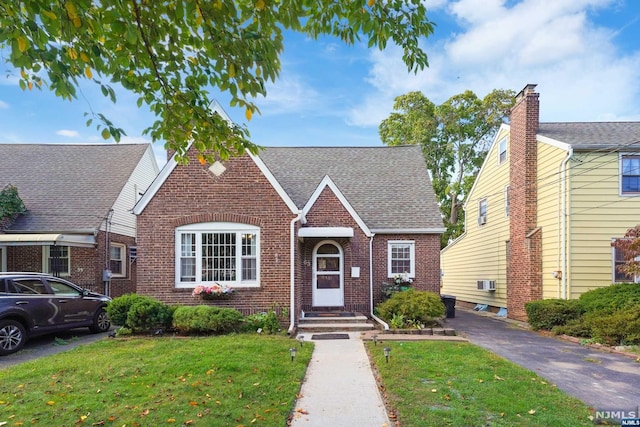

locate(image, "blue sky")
[[1, 0, 640, 167]]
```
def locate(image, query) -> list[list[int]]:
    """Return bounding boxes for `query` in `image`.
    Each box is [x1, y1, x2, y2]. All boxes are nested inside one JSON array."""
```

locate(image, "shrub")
[[172, 305, 244, 334], [577, 283, 640, 313], [242, 311, 281, 334], [525, 299, 584, 331], [583, 306, 640, 346], [375, 290, 445, 327], [106, 293, 158, 326], [126, 298, 173, 333], [552, 318, 592, 338]]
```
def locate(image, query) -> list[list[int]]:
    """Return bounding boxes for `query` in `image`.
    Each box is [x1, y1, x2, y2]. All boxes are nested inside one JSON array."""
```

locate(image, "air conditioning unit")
[[478, 215, 487, 225], [476, 280, 496, 291]]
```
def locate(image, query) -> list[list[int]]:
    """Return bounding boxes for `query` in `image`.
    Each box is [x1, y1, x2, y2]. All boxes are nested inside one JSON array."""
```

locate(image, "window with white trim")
[[110, 243, 126, 277], [621, 154, 640, 194], [613, 241, 639, 283], [43, 246, 70, 276], [478, 198, 488, 226], [387, 241, 415, 278], [175, 222, 259, 288], [498, 137, 508, 164]]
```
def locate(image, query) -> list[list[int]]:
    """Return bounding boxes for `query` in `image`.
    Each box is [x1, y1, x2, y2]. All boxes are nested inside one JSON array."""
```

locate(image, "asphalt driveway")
[[447, 309, 640, 412], [0, 328, 111, 369]]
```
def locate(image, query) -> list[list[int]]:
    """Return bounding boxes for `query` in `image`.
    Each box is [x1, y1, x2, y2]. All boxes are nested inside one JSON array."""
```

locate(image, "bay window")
[[176, 223, 259, 287]]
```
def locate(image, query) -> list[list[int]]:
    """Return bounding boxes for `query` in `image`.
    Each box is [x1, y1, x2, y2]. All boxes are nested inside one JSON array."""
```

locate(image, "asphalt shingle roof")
[[258, 145, 443, 231], [0, 144, 149, 232], [538, 122, 640, 150]]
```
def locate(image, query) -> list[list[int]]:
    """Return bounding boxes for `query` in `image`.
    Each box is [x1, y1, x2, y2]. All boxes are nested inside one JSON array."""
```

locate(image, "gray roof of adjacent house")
[[258, 145, 444, 231], [538, 122, 640, 150], [0, 143, 150, 232]]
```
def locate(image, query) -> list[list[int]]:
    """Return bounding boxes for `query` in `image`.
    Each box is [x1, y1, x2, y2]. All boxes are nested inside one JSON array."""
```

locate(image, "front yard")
[[1, 336, 594, 426]]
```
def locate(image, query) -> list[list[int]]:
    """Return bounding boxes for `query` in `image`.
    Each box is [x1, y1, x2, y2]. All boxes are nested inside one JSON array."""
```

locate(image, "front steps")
[[297, 312, 376, 333]]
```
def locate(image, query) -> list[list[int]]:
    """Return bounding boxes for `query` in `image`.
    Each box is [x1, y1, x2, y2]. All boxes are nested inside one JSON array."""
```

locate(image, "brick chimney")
[[507, 84, 542, 321]]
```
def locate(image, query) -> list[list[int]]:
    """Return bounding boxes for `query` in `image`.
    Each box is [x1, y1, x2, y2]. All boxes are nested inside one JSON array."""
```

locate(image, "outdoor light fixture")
[[372, 334, 378, 346], [297, 335, 304, 347], [289, 347, 297, 361], [383, 347, 391, 363]]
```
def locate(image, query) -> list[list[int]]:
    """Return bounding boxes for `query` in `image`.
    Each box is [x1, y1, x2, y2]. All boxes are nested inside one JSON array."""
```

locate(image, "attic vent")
[[208, 161, 226, 177], [129, 246, 137, 262], [476, 280, 496, 291]]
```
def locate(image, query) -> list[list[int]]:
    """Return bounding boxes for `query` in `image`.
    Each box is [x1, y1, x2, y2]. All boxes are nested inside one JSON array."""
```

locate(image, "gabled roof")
[[258, 145, 444, 232], [538, 122, 640, 150], [0, 143, 152, 232]]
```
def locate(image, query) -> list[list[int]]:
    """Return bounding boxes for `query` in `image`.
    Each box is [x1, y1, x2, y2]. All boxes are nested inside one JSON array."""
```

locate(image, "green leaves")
[[379, 89, 516, 246], [0, 0, 435, 162]]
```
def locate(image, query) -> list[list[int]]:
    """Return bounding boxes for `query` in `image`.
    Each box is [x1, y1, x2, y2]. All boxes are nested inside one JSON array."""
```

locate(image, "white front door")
[[312, 241, 344, 307]]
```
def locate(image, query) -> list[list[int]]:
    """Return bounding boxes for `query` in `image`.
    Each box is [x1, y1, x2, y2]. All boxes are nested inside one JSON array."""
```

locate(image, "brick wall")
[[507, 84, 543, 320], [136, 151, 295, 317], [5, 230, 136, 297], [372, 233, 441, 307]]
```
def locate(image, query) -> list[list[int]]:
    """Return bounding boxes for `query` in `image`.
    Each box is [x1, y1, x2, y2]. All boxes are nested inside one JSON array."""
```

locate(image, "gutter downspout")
[[560, 147, 573, 299], [369, 233, 389, 330], [288, 211, 304, 334]]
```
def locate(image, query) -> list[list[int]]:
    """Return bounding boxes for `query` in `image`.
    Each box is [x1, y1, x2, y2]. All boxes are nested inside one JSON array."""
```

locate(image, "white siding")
[[101, 144, 159, 237]]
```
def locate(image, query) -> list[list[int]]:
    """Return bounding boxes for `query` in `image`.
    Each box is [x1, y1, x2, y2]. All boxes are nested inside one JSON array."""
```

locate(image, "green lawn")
[[0, 335, 312, 426], [367, 340, 594, 427], [1, 336, 596, 427]]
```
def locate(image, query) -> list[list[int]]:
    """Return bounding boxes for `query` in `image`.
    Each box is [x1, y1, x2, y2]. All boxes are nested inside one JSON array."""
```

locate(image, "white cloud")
[[348, 0, 640, 127], [254, 73, 320, 116], [56, 129, 80, 137], [0, 100, 8, 109]]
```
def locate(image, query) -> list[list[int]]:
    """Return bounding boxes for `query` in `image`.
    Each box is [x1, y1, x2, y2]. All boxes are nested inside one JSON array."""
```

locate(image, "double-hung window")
[[621, 154, 640, 194], [498, 137, 508, 164], [43, 246, 70, 276], [387, 241, 415, 278], [176, 222, 260, 288], [110, 243, 126, 277], [612, 240, 639, 283], [478, 199, 488, 226]]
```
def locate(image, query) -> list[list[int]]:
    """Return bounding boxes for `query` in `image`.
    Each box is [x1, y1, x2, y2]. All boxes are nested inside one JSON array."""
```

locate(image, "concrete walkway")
[[289, 332, 391, 427]]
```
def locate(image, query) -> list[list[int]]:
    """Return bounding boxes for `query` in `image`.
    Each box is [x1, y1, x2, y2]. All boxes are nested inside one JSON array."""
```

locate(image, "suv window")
[[10, 278, 48, 294], [46, 278, 81, 296]]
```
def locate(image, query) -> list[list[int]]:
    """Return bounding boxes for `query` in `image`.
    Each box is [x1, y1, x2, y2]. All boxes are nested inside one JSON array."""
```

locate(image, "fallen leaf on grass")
[[528, 409, 536, 415], [494, 375, 504, 381]]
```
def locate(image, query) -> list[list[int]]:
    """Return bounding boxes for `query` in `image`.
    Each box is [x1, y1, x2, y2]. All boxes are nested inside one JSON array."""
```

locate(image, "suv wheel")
[[89, 308, 111, 333], [0, 319, 27, 356]]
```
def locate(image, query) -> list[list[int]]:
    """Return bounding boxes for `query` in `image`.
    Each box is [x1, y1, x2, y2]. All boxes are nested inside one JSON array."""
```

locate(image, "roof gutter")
[[288, 210, 304, 334], [369, 233, 389, 330], [560, 147, 573, 299]]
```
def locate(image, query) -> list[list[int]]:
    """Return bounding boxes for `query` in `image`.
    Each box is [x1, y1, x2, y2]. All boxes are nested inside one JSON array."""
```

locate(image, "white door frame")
[[312, 240, 344, 307], [0, 246, 6, 272]]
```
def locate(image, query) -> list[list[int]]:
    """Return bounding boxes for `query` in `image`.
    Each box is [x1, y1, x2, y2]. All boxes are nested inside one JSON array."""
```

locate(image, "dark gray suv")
[[0, 273, 111, 355]]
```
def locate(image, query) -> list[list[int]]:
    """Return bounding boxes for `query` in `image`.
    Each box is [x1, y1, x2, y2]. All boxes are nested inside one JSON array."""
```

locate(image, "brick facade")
[[5, 230, 136, 297], [136, 151, 295, 317], [507, 84, 543, 320], [136, 148, 442, 326]]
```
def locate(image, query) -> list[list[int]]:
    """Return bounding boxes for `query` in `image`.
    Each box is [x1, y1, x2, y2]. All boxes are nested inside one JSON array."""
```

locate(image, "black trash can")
[[441, 294, 456, 318]]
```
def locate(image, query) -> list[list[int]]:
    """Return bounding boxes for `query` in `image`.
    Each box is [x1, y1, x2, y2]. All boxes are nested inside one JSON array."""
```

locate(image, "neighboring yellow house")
[[441, 84, 640, 320]]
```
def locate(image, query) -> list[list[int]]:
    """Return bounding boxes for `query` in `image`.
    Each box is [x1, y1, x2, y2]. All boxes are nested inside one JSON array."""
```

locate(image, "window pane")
[[317, 244, 339, 255], [390, 244, 411, 275], [242, 258, 256, 281], [316, 274, 340, 289], [110, 245, 124, 275], [203, 232, 236, 281], [180, 233, 196, 282], [48, 246, 69, 275], [242, 233, 256, 256]]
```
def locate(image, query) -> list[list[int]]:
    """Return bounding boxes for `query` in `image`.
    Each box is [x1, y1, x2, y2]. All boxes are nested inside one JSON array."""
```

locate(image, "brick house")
[[0, 143, 159, 297], [441, 84, 640, 320], [134, 135, 444, 331]]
